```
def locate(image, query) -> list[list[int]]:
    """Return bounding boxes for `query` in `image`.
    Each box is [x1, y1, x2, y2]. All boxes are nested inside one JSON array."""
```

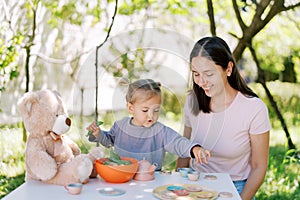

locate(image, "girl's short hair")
[[126, 79, 161, 103]]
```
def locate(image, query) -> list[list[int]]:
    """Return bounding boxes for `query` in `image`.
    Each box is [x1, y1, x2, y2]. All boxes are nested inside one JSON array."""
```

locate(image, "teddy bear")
[[17, 89, 104, 186]]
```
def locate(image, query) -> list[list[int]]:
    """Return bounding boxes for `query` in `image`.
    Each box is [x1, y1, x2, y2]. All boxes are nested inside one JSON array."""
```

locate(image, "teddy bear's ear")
[[17, 91, 40, 118]]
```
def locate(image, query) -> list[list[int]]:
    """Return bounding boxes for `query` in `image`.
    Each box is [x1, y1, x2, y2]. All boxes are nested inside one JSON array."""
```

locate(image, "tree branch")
[[247, 41, 296, 150], [95, 0, 118, 120], [231, 0, 247, 32], [206, 0, 216, 36]]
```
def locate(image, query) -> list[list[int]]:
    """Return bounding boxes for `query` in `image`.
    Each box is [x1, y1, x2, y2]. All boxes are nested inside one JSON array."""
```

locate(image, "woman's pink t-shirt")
[[184, 92, 271, 181]]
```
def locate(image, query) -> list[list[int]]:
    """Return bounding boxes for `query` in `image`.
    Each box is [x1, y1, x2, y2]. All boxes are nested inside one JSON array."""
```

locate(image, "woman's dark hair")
[[189, 36, 258, 115]]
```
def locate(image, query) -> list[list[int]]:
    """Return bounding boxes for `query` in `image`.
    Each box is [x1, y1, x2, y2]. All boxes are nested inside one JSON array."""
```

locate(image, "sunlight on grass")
[[0, 127, 25, 177], [270, 126, 300, 147], [257, 144, 300, 199]]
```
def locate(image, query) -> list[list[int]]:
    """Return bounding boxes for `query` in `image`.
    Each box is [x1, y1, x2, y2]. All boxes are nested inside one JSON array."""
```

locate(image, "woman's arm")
[[240, 131, 270, 200], [175, 125, 192, 169]]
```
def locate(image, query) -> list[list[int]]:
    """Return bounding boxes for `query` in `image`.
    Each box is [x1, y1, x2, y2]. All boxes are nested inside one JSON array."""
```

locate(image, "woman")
[[176, 36, 270, 200]]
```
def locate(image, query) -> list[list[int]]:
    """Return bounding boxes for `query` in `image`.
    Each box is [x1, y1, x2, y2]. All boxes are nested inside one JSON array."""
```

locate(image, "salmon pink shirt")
[[184, 92, 271, 181]]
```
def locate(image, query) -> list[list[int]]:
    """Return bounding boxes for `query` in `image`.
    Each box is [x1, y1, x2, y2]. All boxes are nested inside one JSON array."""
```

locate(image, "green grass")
[[0, 174, 25, 198], [0, 127, 26, 198], [257, 145, 300, 199], [1, 125, 299, 199]]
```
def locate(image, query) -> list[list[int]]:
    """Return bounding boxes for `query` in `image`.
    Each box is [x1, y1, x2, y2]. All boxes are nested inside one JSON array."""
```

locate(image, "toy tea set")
[[93, 149, 158, 196], [134, 158, 158, 181]]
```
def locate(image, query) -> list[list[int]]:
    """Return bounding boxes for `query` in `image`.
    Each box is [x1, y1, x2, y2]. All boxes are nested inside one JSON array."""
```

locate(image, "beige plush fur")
[[17, 89, 104, 186]]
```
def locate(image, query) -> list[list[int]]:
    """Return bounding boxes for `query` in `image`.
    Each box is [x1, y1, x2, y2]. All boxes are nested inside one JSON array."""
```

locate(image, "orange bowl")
[[94, 157, 139, 183]]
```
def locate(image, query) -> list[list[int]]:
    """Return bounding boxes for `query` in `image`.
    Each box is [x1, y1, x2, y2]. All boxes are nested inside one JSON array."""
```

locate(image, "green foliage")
[[118, 0, 196, 15], [119, 0, 151, 15], [0, 127, 25, 177], [44, 0, 103, 27], [0, 34, 23, 92], [44, 0, 82, 26], [0, 127, 25, 198], [162, 90, 185, 121], [254, 13, 300, 77], [283, 149, 300, 165], [250, 81, 300, 129], [166, 0, 196, 15], [256, 145, 300, 199], [0, 173, 25, 199], [104, 50, 149, 80]]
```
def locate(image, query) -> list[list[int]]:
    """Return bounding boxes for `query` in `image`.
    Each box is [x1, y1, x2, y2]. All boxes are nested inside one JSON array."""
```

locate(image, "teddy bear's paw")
[[88, 146, 105, 161], [76, 156, 93, 183], [82, 177, 90, 184], [28, 156, 58, 181]]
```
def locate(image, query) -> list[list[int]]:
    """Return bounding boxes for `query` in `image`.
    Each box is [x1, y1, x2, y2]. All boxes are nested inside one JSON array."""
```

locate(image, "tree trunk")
[[248, 43, 296, 150], [206, 0, 216, 36], [22, 2, 39, 143]]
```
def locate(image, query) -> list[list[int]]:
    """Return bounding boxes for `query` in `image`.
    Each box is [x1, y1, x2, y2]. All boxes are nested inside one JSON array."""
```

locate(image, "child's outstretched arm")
[[86, 121, 115, 148]]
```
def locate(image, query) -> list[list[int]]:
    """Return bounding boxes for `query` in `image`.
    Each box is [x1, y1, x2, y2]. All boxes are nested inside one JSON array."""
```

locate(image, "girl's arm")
[[175, 125, 192, 169], [86, 121, 114, 147], [87, 121, 101, 142], [240, 131, 269, 200]]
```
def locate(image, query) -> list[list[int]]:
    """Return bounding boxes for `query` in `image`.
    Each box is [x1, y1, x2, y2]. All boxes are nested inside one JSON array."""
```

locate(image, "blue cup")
[[177, 168, 192, 178]]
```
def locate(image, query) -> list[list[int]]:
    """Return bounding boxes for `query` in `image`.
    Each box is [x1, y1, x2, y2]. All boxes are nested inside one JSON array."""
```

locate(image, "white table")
[[3, 172, 241, 200]]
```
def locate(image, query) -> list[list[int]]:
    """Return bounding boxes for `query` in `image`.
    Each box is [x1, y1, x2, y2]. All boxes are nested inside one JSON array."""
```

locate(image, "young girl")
[[87, 79, 210, 170]]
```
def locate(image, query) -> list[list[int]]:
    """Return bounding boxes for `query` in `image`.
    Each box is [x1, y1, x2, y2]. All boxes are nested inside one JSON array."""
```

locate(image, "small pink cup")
[[64, 183, 83, 195], [187, 171, 200, 181]]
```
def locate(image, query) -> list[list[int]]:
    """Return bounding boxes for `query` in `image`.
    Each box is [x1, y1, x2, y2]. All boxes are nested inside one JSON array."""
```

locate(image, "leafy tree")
[[230, 0, 300, 150], [0, 1, 24, 97]]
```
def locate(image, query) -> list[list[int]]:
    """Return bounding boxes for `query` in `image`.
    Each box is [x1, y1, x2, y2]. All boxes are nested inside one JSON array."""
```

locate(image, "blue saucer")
[[98, 187, 126, 196]]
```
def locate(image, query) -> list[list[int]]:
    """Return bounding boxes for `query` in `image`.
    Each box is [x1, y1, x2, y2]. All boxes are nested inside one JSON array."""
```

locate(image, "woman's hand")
[[86, 121, 101, 137], [192, 146, 211, 164]]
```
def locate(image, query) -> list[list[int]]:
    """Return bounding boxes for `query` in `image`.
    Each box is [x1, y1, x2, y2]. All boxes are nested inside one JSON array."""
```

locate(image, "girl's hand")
[[192, 146, 211, 164], [86, 121, 101, 137]]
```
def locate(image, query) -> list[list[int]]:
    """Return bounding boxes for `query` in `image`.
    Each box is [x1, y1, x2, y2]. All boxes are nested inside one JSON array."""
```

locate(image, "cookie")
[[160, 170, 172, 175], [219, 191, 233, 198], [191, 191, 218, 199], [204, 175, 217, 180], [158, 190, 177, 199], [185, 185, 203, 192], [172, 189, 189, 196]]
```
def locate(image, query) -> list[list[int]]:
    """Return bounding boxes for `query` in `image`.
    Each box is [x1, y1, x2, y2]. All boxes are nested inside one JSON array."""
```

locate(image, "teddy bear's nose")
[[66, 118, 71, 126]]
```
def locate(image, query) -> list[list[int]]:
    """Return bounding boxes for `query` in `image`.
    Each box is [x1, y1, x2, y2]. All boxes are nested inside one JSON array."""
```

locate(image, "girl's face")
[[127, 93, 161, 127], [191, 56, 230, 98]]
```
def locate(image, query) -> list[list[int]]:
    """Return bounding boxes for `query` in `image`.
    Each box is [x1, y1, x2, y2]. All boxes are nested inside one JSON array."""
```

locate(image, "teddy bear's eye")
[[56, 114, 59, 117]]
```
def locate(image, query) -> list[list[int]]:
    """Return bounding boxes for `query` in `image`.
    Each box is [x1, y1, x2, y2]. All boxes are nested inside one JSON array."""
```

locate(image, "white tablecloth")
[[3, 172, 241, 200]]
